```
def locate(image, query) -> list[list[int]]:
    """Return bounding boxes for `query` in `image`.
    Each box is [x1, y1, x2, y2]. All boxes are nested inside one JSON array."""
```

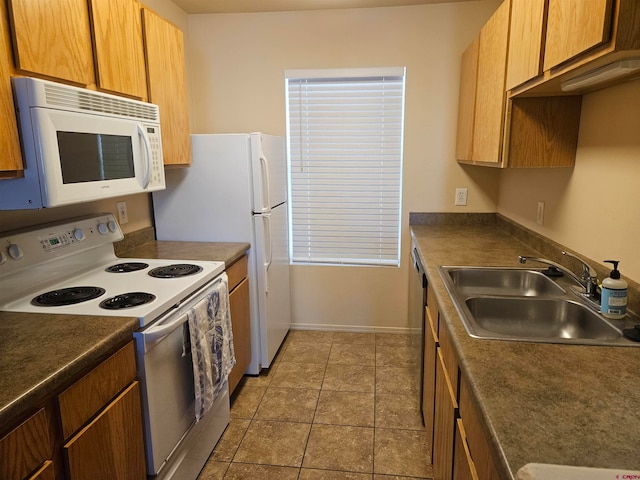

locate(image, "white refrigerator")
[[152, 133, 291, 374]]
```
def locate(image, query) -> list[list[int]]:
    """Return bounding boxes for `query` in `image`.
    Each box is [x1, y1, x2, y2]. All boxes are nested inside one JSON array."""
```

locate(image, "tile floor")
[[198, 330, 433, 480]]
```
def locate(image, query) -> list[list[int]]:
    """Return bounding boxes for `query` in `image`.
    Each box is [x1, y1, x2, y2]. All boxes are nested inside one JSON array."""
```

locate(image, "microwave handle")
[[137, 124, 152, 188]]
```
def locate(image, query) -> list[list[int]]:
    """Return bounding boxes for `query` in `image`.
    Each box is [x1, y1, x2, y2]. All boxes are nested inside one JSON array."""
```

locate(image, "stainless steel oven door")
[[134, 274, 226, 476]]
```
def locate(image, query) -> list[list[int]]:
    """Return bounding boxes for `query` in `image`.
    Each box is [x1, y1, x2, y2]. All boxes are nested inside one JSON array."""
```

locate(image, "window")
[[285, 67, 406, 267]]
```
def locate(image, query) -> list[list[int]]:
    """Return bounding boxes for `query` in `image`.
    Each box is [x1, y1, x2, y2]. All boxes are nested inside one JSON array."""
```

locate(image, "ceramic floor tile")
[[230, 385, 267, 419], [374, 428, 432, 478], [222, 463, 299, 479], [300, 469, 373, 480], [287, 330, 335, 344], [198, 460, 229, 480], [322, 364, 375, 393], [234, 420, 311, 467], [270, 362, 326, 389], [303, 424, 374, 473], [375, 393, 424, 430], [314, 390, 375, 427], [375, 345, 414, 368], [373, 476, 431, 480], [332, 332, 376, 345], [375, 333, 411, 346], [239, 366, 278, 388], [328, 344, 375, 366], [280, 342, 332, 364], [255, 387, 319, 423], [376, 366, 420, 395], [209, 419, 250, 462]]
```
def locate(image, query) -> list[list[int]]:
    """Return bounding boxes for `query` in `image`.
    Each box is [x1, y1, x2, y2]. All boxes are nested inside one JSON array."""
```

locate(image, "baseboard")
[[289, 323, 418, 334]]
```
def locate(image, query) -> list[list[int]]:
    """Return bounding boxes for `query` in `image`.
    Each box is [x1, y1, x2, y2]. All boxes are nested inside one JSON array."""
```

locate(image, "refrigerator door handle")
[[259, 152, 272, 213], [262, 214, 272, 293]]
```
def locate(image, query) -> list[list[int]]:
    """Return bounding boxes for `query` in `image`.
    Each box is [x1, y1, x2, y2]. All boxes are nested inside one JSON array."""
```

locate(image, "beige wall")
[[187, 1, 501, 331], [0, 0, 188, 236], [498, 78, 640, 283]]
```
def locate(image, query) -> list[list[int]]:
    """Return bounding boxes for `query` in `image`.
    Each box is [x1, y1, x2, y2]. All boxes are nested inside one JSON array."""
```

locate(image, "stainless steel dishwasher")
[[409, 243, 427, 420]]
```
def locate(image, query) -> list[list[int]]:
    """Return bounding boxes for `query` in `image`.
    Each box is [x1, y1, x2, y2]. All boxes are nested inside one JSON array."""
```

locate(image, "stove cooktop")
[[0, 215, 225, 327]]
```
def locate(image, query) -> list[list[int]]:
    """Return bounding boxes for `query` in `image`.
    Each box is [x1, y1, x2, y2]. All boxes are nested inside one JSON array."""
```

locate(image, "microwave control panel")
[[145, 124, 164, 189]]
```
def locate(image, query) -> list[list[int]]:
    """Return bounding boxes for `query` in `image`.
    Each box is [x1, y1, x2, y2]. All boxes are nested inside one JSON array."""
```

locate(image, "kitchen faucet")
[[518, 251, 599, 298]]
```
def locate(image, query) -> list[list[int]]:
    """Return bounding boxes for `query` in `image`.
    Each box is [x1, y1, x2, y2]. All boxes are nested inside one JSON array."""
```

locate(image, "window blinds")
[[286, 68, 405, 266]]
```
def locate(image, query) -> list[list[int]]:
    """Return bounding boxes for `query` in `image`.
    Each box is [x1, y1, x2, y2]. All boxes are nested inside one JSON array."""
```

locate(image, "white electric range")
[[0, 214, 230, 480]]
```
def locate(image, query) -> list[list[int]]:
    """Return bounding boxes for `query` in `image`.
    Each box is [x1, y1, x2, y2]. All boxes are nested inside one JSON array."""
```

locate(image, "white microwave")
[[1, 77, 165, 210]]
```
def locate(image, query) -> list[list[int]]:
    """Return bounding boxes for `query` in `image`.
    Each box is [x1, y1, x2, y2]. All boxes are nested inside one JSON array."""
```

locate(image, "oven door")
[[134, 274, 226, 476]]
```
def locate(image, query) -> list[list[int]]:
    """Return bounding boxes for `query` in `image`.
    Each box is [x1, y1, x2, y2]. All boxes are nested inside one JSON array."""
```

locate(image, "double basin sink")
[[439, 266, 637, 346]]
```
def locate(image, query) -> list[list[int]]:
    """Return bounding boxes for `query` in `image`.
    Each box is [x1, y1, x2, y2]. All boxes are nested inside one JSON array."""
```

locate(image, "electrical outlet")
[[455, 188, 468, 206], [536, 201, 545, 225], [117, 201, 128, 225]]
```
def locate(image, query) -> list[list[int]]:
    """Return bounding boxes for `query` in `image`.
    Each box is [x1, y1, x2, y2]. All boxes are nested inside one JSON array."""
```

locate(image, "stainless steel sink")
[[439, 266, 636, 347], [446, 267, 565, 297]]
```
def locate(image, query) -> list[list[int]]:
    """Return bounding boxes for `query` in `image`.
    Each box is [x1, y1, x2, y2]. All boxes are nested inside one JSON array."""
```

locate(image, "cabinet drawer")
[[227, 254, 248, 292], [0, 408, 51, 480], [58, 342, 136, 440]]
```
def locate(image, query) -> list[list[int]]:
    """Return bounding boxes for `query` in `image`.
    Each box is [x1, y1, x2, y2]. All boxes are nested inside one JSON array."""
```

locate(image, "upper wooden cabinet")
[[7, 0, 95, 85], [89, 0, 147, 99], [505, 0, 546, 90], [142, 8, 192, 167], [471, 0, 510, 165], [544, 0, 614, 71], [0, 4, 23, 177], [509, 0, 640, 95], [6, 0, 147, 99], [456, 0, 583, 168]]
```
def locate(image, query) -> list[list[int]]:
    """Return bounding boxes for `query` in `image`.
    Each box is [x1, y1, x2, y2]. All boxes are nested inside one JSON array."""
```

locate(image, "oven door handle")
[[143, 312, 189, 343]]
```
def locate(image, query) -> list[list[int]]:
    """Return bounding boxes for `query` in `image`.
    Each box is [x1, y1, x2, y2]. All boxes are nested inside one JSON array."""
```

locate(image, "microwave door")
[[30, 108, 162, 207]]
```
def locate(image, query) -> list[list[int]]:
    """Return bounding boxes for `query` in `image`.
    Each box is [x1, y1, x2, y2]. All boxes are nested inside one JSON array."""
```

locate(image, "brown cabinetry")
[[90, 0, 147, 99], [142, 8, 192, 167], [456, 0, 582, 168], [226, 255, 252, 394], [0, 2, 22, 177], [0, 408, 53, 480], [422, 283, 500, 480], [505, 0, 546, 90], [0, 342, 146, 480]]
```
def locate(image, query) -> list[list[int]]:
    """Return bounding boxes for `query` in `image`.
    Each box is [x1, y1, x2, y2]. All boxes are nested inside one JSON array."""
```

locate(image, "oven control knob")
[[0, 251, 6, 265], [72, 228, 85, 241], [7, 243, 23, 260], [107, 220, 117, 232], [97, 223, 108, 235]]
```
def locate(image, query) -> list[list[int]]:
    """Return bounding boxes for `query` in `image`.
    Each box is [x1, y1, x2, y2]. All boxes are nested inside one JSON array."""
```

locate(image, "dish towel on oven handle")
[[186, 273, 236, 422]]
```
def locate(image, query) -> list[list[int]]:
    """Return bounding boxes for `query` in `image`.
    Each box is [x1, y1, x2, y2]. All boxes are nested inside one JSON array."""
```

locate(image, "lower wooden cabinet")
[[0, 341, 146, 480], [453, 419, 479, 480], [0, 408, 53, 480], [433, 348, 458, 480], [64, 382, 145, 480], [422, 304, 438, 460], [226, 254, 251, 394]]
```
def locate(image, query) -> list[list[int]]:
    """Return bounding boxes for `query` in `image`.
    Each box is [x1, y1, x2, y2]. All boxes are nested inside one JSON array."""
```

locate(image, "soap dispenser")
[[600, 260, 627, 319]]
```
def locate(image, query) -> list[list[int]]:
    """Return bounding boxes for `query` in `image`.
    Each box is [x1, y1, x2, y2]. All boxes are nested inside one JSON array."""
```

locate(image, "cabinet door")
[[0, 4, 22, 175], [453, 419, 478, 480], [472, 0, 510, 164], [142, 8, 191, 167], [7, 0, 94, 85], [544, 0, 614, 70], [0, 408, 52, 480], [64, 382, 146, 480], [228, 277, 251, 394], [90, 0, 147, 99], [27, 461, 55, 480], [455, 37, 479, 161], [422, 305, 438, 460], [433, 349, 457, 480], [506, 0, 546, 90]]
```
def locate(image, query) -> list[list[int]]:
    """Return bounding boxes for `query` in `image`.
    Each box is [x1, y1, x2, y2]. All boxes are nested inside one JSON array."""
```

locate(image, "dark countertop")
[[411, 225, 640, 477], [119, 241, 250, 267], [0, 239, 249, 434]]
